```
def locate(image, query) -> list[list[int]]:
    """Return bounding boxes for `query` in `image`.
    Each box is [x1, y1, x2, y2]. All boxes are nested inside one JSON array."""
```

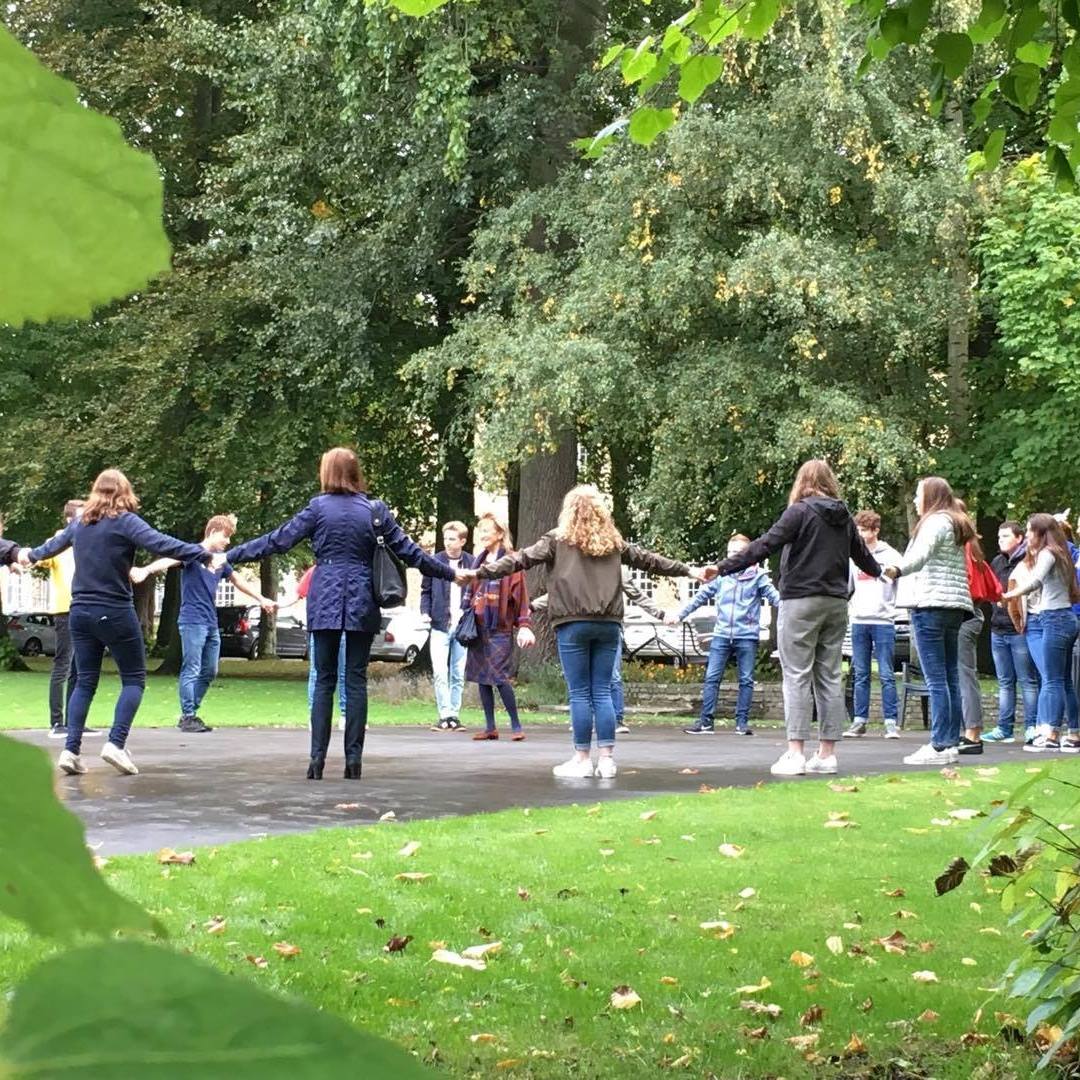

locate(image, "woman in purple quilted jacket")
[[227, 447, 455, 780]]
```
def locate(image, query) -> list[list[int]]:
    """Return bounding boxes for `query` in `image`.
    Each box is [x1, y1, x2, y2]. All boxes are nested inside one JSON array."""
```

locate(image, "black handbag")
[[454, 603, 479, 646], [371, 503, 407, 608]]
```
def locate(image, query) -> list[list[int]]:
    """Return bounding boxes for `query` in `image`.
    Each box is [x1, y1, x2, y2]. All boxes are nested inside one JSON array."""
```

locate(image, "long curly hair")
[[555, 485, 623, 557]]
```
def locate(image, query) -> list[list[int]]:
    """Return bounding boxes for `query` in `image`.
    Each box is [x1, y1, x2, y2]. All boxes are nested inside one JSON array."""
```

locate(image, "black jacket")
[[0, 538, 18, 566], [990, 543, 1027, 634], [716, 497, 880, 600], [420, 550, 477, 632]]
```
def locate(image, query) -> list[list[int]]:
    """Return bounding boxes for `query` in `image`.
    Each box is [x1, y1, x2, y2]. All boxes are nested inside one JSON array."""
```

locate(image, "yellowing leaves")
[[733, 976, 772, 996], [433, 949, 487, 972], [395, 872, 431, 883], [718, 843, 745, 859], [610, 985, 642, 1010], [398, 840, 422, 857], [157, 848, 195, 865], [825, 936, 844, 956], [639, 810, 659, 821], [789, 951, 814, 968], [272, 941, 301, 958], [699, 920, 735, 939], [911, 970, 939, 983]]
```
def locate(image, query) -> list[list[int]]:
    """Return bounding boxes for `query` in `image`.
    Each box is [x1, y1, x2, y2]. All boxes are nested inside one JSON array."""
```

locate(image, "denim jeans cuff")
[[596, 739, 615, 749]]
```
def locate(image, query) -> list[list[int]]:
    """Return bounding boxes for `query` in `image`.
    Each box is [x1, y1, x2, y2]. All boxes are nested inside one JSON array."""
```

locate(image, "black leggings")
[[478, 682, 521, 732]]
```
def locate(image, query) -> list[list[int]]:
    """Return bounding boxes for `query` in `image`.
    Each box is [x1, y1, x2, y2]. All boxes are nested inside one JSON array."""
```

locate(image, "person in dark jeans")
[[985, 521, 1039, 743], [225, 447, 456, 779], [25, 470, 216, 777]]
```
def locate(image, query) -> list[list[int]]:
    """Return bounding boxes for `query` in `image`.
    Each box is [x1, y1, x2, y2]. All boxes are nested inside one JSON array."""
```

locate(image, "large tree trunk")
[[133, 577, 156, 639], [152, 566, 183, 674], [257, 557, 278, 659], [517, 434, 578, 662], [436, 406, 475, 544]]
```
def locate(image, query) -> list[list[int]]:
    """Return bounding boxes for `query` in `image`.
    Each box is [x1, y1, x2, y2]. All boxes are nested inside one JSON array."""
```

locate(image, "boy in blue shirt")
[[132, 515, 275, 732], [669, 534, 780, 735]]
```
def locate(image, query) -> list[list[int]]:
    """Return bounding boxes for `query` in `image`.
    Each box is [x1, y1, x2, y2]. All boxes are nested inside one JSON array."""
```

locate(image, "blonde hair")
[[555, 485, 623, 557], [82, 469, 139, 524], [442, 520, 468, 539], [475, 512, 512, 551]]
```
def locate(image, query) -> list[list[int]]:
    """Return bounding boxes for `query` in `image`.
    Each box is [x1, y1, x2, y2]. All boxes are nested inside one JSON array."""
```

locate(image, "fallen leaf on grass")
[[733, 977, 772, 996], [960, 1032, 992, 1046], [740, 1000, 782, 1019], [904, 828, 930, 835], [718, 844, 745, 858], [975, 767, 999, 777], [378, 810, 396, 821], [699, 921, 735, 938], [826, 936, 844, 955], [157, 848, 195, 865], [517, 887, 530, 901], [495, 1060, 522, 1070], [961, 957, 977, 966], [432, 949, 486, 971], [398, 840, 421, 857], [859, 997, 873, 1012], [948, 808, 984, 821], [743, 1025, 769, 1040], [823, 819, 858, 829], [599, 849, 615, 857], [882, 887, 905, 897], [245, 955, 268, 969], [930, 818, 954, 827], [680, 835, 696, 842], [980, 927, 1002, 936], [352, 851, 373, 860], [874, 931, 908, 955], [911, 970, 938, 983], [395, 872, 431, 883], [939, 767, 960, 780], [800, 1004, 824, 1026], [462, 942, 503, 960], [698, 784, 716, 793], [205, 916, 227, 935], [610, 985, 642, 1010], [892, 909, 918, 920], [585, 805, 601, 816], [273, 941, 301, 958], [828, 783, 859, 793], [386, 997, 416, 1007], [659, 976, 679, 986], [335, 802, 360, 811], [789, 951, 814, 968], [428, 940, 447, 950], [470, 1033, 498, 1044], [669, 1053, 694, 1068], [785, 1034, 819, 1051], [917, 1009, 939, 1023], [383, 935, 413, 953], [844, 1033, 868, 1057], [640, 810, 658, 821], [738, 887, 757, 899]]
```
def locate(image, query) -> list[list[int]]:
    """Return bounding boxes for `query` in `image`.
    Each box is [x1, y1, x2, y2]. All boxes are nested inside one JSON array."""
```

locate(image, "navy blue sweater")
[[30, 513, 209, 609]]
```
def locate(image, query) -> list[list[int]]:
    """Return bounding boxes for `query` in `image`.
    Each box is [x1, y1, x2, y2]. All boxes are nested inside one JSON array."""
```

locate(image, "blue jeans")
[[178, 624, 221, 717], [911, 607, 965, 750], [851, 622, 897, 723], [1026, 610, 1079, 733], [699, 637, 757, 727], [990, 631, 1040, 736], [611, 644, 625, 723], [307, 632, 346, 714], [430, 628, 467, 719], [556, 620, 621, 752], [311, 629, 373, 760], [67, 604, 146, 753]]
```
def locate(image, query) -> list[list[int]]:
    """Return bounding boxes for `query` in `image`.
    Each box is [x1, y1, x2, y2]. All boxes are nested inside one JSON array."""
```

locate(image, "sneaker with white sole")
[[614, 723, 630, 735], [48, 725, 68, 740], [552, 757, 595, 779], [770, 750, 806, 776], [595, 757, 617, 779], [805, 753, 838, 774], [903, 743, 955, 766], [982, 728, 1015, 744], [884, 723, 901, 739], [842, 721, 868, 738], [57, 749, 86, 775], [1024, 734, 1059, 753], [101, 742, 139, 775]]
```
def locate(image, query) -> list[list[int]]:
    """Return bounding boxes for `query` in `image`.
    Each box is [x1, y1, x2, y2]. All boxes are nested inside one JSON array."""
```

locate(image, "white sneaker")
[[101, 742, 139, 776], [57, 749, 86, 775], [903, 743, 954, 766], [552, 757, 595, 778], [770, 750, 806, 776], [595, 756, 617, 779], [614, 723, 630, 735], [884, 724, 901, 739], [805, 753, 838, 774]]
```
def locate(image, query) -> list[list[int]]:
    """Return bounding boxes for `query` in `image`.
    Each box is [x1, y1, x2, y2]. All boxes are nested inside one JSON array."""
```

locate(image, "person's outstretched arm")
[[714, 506, 802, 577], [232, 572, 277, 612], [130, 557, 181, 585], [676, 578, 719, 620], [759, 573, 781, 607], [621, 543, 693, 578], [228, 505, 317, 565], [377, 505, 455, 581], [26, 521, 76, 564], [622, 575, 666, 621], [890, 517, 948, 578], [474, 533, 557, 580], [1, 538, 20, 566], [121, 516, 212, 564]]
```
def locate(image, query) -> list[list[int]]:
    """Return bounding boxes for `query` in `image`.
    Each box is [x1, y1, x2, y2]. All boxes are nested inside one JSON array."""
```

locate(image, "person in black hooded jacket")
[[714, 460, 881, 778]]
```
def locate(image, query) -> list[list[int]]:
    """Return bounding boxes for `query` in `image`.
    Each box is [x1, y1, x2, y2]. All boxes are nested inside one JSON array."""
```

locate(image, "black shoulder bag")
[[371, 501, 408, 609]]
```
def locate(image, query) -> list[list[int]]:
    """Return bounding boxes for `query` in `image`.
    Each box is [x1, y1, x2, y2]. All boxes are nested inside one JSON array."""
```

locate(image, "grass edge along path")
[[2, 763, 1071, 1077]]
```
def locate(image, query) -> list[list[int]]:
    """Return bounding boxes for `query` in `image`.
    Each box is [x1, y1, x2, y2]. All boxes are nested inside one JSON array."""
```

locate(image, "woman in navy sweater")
[[226, 447, 456, 779], [25, 470, 215, 776]]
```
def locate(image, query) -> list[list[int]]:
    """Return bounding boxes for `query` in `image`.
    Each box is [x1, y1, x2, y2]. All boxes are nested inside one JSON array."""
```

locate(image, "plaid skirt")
[[465, 630, 516, 685]]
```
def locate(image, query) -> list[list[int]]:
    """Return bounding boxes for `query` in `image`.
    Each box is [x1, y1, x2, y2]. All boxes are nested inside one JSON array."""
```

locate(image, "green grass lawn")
[[2, 761, 1069, 1077]]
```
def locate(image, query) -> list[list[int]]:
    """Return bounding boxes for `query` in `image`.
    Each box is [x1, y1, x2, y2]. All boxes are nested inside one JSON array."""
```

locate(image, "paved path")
[[8, 726, 1036, 855]]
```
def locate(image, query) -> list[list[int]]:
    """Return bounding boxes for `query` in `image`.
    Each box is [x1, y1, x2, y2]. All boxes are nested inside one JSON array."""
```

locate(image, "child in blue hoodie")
[[670, 534, 780, 735]]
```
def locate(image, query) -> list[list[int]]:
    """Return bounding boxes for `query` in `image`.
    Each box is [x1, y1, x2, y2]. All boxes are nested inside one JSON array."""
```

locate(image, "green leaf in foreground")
[[628, 106, 676, 146], [0, 734, 163, 939], [0, 25, 171, 327], [0, 941, 429, 1079], [678, 54, 724, 104], [389, 0, 450, 15]]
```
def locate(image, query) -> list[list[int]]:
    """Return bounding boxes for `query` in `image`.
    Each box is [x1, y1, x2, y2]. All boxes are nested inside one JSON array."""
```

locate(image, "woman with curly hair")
[[466, 485, 706, 778]]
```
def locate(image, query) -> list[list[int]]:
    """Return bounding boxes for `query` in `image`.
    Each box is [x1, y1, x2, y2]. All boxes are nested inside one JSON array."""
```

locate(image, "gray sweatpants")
[[777, 596, 849, 742], [958, 608, 984, 731]]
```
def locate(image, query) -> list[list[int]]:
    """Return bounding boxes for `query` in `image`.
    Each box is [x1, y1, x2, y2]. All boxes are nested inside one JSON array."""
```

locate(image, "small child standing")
[[670, 534, 779, 735], [132, 515, 275, 732]]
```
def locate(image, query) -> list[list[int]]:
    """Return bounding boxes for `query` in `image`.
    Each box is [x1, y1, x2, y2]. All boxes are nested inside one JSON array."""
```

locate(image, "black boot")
[[343, 759, 362, 780], [306, 756, 325, 780]]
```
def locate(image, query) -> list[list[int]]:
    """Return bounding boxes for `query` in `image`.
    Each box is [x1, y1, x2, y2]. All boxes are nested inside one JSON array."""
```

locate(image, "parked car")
[[371, 608, 430, 666], [5, 612, 58, 657], [841, 616, 912, 670], [622, 603, 772, 666], [216, 606, 308, 660]]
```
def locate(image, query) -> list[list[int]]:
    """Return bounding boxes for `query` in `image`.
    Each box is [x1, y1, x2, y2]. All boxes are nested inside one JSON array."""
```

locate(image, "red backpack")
[[966, 545, 1003, 604]]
